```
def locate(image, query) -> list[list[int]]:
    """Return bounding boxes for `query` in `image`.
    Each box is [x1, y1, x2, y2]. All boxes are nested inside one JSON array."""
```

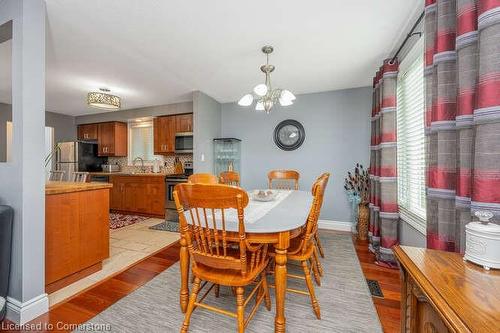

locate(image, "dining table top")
[[184, 190, 312, 233]]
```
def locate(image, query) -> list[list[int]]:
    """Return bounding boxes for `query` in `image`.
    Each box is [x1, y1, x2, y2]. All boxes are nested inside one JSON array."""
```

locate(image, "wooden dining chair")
[[311, 173, 330, 279], [174, 183, 271, 333], [268, 170, 300, 190], [269, 173, 329, 319], [49, 170, 65, 181], [219, 171, 240, 187], [187, 173, 218, 184], [71, 172, 89, 182]]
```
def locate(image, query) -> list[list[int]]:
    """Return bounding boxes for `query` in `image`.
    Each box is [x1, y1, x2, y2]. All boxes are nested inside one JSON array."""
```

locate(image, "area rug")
[[149, 220, 179, 232], [109, 212, 148, 230], [76, 231, 382, 333]]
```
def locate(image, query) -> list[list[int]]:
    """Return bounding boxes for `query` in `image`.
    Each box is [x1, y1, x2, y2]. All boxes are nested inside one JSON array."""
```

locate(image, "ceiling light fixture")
[[87, 88, 121, 110], [238, 45, 295, 113]]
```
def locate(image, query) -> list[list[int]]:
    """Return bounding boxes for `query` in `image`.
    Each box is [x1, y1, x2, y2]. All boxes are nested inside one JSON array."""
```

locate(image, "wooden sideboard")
[[394, 246, 500, 333]]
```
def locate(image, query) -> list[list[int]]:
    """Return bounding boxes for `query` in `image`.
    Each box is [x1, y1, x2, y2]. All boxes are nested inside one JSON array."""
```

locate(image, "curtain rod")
[[390, 11, 425, 64]]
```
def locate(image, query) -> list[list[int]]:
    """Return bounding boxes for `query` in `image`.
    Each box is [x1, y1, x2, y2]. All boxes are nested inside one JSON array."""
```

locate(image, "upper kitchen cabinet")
[[77, 123, 98, 140], [97, 122, 127, 156], [154, 116, 175, 154], [154, 113, 192, 154], [175, 113, 193, 133]]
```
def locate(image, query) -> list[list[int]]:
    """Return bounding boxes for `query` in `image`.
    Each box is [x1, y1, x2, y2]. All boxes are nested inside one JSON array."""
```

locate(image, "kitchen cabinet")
[[77, 123, 98, 140], [109, 175, 165, 217], [97, 121, 127, 157], [45, 184, 110, 293], [154, 113, 192, 154], [175, 113, 193, 132]]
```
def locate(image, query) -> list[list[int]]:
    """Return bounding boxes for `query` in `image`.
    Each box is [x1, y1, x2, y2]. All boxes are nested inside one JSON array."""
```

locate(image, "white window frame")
[[127, 119, 155, 166], [396, 37, 426, 235]]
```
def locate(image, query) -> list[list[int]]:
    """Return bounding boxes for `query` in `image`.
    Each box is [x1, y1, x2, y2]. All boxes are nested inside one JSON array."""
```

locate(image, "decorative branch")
[[344, 163, 370, 204]]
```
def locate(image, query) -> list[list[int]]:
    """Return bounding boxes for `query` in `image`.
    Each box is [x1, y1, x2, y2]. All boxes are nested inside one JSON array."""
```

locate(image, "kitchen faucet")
[[133, 157, 146, 173]]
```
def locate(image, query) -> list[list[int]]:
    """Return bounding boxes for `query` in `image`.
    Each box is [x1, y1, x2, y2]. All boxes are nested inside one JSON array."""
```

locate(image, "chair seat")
[[192, 252, 269, 287]]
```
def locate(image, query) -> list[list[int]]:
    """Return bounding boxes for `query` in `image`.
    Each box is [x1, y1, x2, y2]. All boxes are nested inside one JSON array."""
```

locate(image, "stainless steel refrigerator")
[[55, 142, 107, 181]]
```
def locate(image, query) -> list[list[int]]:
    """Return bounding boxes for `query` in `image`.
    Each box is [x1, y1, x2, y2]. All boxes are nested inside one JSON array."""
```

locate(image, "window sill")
[[399, 207, 426, 236]]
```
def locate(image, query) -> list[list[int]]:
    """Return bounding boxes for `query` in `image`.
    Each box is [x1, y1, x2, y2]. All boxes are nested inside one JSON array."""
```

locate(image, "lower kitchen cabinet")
[[109, 175, 165, 217]]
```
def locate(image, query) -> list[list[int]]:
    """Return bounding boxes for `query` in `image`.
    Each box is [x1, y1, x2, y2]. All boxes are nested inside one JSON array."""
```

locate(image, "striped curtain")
[[425, 0, 500, 252], [369, 59, 400, 268]]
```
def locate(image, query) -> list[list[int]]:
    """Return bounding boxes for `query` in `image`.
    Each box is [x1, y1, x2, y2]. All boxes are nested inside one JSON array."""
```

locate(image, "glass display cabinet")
[[213, 138, 241, 178]]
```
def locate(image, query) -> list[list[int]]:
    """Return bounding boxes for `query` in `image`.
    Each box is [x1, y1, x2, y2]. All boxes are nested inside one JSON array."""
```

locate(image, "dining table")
[[178, 189, 313, 333]]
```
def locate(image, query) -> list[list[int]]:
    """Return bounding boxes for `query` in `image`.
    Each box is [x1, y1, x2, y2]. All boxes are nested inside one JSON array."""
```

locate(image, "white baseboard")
[[6, 293, 48, 325], [318, 219, 355, 233]]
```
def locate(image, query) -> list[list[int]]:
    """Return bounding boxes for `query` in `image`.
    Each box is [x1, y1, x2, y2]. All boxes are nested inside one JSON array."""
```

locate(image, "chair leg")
[[314, 232, 325, 258], [260, 271, 271, 311], [301, 261, 321, 319], [235, 286, 245, 333], [310, 257, 321, 286], [181, 277, 201, 333], [313, 247, 324, 277], [214, 284, 220, 298]]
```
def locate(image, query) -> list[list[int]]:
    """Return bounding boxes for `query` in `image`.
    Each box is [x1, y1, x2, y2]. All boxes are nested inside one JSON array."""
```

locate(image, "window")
[[396, 39, 426, 234], [128, 120, 154, 164]]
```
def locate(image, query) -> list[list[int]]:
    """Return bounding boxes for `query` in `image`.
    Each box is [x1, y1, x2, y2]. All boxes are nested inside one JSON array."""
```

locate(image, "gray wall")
[[75, 101, 192, 124], [193, 91, 222, 173], [221, 88, 372, 222], [400, 220, 426, 247], [46, 111, 76, 143], [0, 0, 47, 323]]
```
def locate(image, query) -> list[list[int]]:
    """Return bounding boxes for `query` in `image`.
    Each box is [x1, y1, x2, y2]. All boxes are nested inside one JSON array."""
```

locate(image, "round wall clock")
[[273, 119, 305, 151]]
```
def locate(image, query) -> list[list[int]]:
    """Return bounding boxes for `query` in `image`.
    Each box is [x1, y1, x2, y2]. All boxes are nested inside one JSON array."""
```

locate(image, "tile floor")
[[48, 218, 179, 306]]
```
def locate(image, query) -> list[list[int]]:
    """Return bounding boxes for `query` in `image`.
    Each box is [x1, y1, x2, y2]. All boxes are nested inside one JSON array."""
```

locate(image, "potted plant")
[[344, 164, 370, 240]]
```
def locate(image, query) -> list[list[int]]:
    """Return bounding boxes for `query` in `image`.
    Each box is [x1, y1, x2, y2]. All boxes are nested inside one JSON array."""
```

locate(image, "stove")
[[164, 162, 192, 228]]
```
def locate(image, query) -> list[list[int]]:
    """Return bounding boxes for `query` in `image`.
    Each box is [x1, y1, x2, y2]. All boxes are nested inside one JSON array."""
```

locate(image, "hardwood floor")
[[1, 241, 181, 333], [353, 237, 401, 333], [1, 235, 401, 332]]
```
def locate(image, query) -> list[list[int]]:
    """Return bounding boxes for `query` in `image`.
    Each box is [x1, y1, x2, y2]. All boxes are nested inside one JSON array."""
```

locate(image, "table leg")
[[274, 232, 289, 333], [179, 234, 190, 313]]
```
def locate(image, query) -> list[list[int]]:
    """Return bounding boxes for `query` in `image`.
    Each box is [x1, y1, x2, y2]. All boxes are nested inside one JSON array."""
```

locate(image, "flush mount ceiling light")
[[238, 45, 295, 113], [87, 88, 121, 110]]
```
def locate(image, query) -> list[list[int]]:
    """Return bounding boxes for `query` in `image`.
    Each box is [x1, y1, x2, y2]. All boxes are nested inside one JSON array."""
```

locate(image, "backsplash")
[[108, 154, 192, 174]]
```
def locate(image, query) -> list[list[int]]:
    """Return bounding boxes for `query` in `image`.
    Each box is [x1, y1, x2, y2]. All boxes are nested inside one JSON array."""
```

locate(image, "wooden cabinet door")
[[109, 176, 124, 210], [165, 116, 176, 153], [122, 178, 149, 213], [154, 117, 167, 154], [113, 122, 128, 156], [79, 189, 109, 267], [78, 124, 98, 140], [175, 113, 193, 133], [97, 122, 114, 156], [148, 179, 165, 216]]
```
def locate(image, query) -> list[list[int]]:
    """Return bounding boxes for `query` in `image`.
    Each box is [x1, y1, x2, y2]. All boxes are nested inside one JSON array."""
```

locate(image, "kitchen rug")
[[149, 221, 179, 232], [109, 212, 148, 230]]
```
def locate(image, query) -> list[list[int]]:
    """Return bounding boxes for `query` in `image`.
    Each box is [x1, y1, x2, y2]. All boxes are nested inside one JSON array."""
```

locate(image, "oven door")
[[175, 133, 193, 153], [165, 181, 178, 209]]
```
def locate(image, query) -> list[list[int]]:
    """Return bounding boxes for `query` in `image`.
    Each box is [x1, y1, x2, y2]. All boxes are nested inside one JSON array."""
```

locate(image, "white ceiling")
[[5, 0, 420, 115]]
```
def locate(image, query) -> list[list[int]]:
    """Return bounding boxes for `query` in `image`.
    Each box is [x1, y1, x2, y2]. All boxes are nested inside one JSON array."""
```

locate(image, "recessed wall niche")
[[0, 20, 12, 162]]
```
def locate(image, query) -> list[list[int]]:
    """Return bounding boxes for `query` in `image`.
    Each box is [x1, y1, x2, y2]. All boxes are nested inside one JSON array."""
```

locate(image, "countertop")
[[88, 171, 169, 177], [45, 181, 113, 195]]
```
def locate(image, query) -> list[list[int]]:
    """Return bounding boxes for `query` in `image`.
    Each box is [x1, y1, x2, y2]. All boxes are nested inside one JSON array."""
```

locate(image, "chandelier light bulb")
[[253, 84, 268, 97], [281, 90, 296, 102], [238, 94, 254, 106], [255, 101, 264, 111], [279, 96, 294, 106]]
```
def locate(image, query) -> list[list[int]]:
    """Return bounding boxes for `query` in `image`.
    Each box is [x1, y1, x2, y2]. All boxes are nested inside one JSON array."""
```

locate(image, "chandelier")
[[87, 88, 121, 110], [238, 46, 295, 113]]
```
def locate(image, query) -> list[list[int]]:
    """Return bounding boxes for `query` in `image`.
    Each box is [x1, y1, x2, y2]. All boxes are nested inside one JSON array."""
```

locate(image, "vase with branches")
[[344, 163, 370, 239]]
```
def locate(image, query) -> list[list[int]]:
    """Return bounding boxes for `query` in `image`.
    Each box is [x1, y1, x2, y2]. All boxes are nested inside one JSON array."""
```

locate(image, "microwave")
[[175, 132, 193, 153]]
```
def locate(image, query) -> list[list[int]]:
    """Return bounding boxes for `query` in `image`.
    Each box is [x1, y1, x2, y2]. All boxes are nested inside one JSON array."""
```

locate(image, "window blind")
[[129, 121, 154, 163], [396, 45, 426, 234]]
